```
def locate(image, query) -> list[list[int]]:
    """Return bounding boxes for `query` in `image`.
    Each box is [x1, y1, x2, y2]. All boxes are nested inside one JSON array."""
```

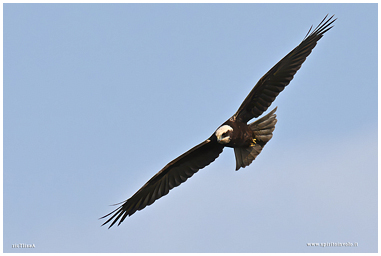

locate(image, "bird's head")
[[215, 125, 233, 144]]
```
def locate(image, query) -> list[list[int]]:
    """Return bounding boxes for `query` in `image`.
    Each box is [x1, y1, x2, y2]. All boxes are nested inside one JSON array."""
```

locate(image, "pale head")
[[215, 125, 233, 144]]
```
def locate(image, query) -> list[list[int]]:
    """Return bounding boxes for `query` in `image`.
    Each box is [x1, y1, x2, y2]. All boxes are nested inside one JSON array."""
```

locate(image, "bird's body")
[[217, 120, 254, 148], [101, 15, 336, 228]]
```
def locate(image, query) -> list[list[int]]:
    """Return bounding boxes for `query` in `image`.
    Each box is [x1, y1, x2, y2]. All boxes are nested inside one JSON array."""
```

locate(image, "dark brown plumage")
[[101, 15, 335, 228], [234, 14, 336, 123]]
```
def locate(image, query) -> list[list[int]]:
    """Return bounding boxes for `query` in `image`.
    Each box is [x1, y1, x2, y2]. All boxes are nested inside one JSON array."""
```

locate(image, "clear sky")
[[4, 3, 377, 253]]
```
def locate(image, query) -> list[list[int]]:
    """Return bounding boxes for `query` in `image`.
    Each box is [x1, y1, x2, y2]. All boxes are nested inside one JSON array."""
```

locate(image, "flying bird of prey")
[[101, 15, 336, 228]]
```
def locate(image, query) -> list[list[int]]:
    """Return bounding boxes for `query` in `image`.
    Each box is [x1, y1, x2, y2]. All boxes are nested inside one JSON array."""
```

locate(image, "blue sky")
[[4, 3, 377, 253]]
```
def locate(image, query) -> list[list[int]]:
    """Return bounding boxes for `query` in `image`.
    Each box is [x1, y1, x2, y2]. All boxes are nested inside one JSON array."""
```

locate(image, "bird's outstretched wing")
[[234, 15, 336, 123], [101, 137, 224, 228]]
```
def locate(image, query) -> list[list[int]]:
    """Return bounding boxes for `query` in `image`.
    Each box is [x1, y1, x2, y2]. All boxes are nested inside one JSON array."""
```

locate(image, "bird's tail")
[[234, 107, 277, 170]]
